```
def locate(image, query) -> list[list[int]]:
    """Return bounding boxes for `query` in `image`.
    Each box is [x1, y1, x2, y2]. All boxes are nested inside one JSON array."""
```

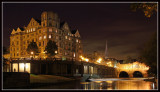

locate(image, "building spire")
[[105, 40, 108, 59]]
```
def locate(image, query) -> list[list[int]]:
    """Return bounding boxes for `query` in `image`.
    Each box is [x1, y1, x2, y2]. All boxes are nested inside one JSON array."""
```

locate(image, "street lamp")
[[31, 51, 34, 59]]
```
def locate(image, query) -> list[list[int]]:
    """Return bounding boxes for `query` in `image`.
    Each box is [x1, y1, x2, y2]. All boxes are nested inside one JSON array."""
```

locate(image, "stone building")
[[10, 11, 83, 61]]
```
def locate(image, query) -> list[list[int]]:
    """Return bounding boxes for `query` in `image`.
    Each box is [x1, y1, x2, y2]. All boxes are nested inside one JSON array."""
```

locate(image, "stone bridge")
[[116, 61, 149, 78]]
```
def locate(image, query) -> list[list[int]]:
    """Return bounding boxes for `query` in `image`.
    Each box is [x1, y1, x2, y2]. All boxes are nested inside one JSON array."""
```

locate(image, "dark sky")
[[3, 3, 157, 59]]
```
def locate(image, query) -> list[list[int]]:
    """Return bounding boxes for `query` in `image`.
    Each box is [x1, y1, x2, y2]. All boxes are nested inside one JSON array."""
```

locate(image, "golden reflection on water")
[[81, 80, 155, 90]]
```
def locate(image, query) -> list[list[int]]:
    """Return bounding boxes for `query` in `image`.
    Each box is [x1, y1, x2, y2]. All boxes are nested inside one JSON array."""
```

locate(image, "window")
[[44, 35, 46, 39], [49, 23, 52, 26], [17, 53, 19, 56], [27, 35, 29, 37], [29, 29, 30, 32], [43, 29, 45, 32], [43, 41, 45, 46], [31, 28, 32, 32], [56, 36, 58, 40], [76, 39, 78, 43], [27, 30, 28, 33], [39, 36, 42, 40], [33, 28, 35, 31], [65, 36, 68, 39], [39, 42, 41, 46], [39, 30, 41, 33], [17, 47, 19, 50], [55, 29, 57, 33], [17, 41, 19, 45], [49, 35, 51, 38], [49, 28, 52, 32], [69, 37, 71, 40]]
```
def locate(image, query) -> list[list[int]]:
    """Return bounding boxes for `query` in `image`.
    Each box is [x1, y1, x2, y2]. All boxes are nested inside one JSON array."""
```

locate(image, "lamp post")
[[31, 51, 34, 60]]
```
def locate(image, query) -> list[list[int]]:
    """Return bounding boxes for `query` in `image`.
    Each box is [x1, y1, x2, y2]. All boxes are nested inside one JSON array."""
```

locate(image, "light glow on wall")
[[19, 63, 25, 72], [13, 63, 18, 72]]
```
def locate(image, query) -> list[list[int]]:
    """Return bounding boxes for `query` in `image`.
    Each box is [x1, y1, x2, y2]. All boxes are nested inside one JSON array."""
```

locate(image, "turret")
[[41, 11, 60, 28]]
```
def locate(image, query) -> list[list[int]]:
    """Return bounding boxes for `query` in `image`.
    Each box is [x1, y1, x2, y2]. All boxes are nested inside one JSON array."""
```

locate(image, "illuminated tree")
[[45, 40, 58, 58], [130, 3, 157, 18], [27, 41, 39, 56]]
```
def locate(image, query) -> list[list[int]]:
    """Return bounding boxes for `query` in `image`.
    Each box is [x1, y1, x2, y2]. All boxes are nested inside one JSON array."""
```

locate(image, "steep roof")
[[35, 19, 41, 24], [71, 30, 77, 34]]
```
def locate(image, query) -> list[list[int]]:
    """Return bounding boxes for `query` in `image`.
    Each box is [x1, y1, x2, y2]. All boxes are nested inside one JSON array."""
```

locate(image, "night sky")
[[3, 2, 157, 59]]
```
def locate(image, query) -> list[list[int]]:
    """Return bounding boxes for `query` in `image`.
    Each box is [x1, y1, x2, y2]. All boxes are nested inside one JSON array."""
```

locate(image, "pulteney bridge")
[[116, 61, 149, 78]]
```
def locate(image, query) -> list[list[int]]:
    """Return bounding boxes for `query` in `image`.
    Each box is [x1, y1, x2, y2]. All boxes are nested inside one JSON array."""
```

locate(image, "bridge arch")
[[119, 71, 129, 78], [133, 71, 143, 78]]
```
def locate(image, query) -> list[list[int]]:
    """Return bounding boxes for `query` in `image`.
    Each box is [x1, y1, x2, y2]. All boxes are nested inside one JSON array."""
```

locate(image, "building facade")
[[10, 11, 83, 61]]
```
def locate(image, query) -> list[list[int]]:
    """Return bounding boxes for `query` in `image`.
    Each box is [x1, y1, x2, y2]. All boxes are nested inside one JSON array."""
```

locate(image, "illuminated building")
[[10, 11, 83, 61]]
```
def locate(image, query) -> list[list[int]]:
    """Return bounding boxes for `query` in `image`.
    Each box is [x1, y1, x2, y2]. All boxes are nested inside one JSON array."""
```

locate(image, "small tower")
[[105, 40, 108, 59], [41, 11, 60, 28]]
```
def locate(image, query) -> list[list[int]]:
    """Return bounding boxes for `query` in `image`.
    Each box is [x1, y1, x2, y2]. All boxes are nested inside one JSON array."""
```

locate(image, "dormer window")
[[39, 36, 42, 40], [33, 28, 35, 31], [44, 35, 46, 39], [49, 28, 52, 32]]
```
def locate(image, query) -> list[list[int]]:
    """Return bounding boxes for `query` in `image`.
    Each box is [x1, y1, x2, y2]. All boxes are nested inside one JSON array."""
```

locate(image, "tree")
[[130, 3, 157, 18], [45, 40, 58, 58], [140, 32, 157, 76], [123, 56, 132, 64], [27, 41, 39, 57]]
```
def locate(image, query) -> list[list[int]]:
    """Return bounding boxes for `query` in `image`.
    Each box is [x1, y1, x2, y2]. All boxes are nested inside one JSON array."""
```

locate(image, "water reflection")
[[81, 80, 156, 90], [30, 79, 156, 90]]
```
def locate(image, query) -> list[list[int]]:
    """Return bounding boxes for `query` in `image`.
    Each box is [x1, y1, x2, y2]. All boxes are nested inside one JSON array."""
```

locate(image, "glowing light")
[[49, 35, 51, 38], [97, 58, 102, 63], [80, 56, 89, 62], [55, 50, 57, 54], [85, 59, 89, 62], [31, 51, 34, 55]]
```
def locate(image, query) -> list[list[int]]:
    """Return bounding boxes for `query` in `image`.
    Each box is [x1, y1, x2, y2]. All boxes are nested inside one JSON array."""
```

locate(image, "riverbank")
[[28, 74, 79, 89], [30, 74, 75, 83]]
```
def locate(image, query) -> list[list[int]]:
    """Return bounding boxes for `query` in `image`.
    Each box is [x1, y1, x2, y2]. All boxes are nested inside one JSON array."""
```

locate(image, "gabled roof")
[[71, 29, 81, 38], [27, 17, 41, 27], [60, 21, 66, 28], [11, 29, 16, 34], [35, 19, 41, 24], [71, 30, 77, 34]]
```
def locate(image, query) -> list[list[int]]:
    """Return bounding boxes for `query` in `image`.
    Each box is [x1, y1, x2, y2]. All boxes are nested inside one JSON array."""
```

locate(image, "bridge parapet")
[[116, 61, 149, 78]]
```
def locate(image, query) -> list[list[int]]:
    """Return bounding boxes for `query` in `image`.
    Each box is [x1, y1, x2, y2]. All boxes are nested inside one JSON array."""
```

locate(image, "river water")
[[30, 78, 157, 90]]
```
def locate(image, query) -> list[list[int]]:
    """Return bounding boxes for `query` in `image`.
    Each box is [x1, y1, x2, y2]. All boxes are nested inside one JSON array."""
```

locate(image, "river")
[[30, 78, 157, 90]]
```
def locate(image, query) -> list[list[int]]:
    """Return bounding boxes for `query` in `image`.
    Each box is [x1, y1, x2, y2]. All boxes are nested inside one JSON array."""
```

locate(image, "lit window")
[[49, 35, 51, 38], [43, 29, 45, 32], [44, 35, 46, 39], [68, 33, 69, 36], [33, 28, 35, 31], [74, 53, 75, 57], [39, 36, 42, 40], [55, 29, 57, 33], [29, 29, 30, 32], [49, 28, 52, 32], [76, 39, 78, 43], [69, 37, 71, 40], [27, 30, 28, 33], [65, 36, 68, 39], [56, 36, 58, 40], [31, 28, 32, 32]]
